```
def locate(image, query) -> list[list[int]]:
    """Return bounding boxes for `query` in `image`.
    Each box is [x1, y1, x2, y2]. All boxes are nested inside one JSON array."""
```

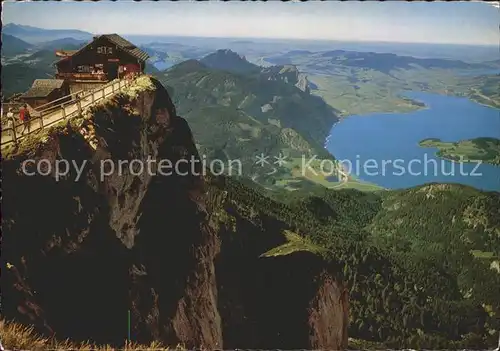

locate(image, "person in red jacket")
[[19, 104, 31, 135]]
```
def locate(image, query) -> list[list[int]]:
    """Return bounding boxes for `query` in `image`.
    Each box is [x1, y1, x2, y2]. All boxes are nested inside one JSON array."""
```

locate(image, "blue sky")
[[2, 0, 499, 45]]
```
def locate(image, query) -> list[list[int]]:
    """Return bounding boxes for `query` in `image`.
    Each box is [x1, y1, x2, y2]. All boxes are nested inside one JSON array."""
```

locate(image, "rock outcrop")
[[1, 76, 347, 349], [261, 64, 311, 93]]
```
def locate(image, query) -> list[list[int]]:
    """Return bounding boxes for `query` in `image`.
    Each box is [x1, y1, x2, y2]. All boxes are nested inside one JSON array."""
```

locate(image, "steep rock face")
[[206, 179, 348, 350], [2, 76, 348, 349], [2, 77, 222, 348], [216, 250, 348, 350], [260, 64, 311, 93]]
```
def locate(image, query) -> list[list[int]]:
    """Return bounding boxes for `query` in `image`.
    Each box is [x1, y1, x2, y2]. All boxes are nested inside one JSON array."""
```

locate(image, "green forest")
[[207, 176, 500, 348]]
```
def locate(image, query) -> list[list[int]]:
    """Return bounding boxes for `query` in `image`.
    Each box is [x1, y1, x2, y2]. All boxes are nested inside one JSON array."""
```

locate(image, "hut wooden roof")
[[101, 34, 149, 62], [56, 34, 149, 63], [22, 79, 65, 98]]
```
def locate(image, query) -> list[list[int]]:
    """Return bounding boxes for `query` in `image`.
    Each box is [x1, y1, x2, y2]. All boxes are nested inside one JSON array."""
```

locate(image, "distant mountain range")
[[1, 48, 61, 98], [2, 23, 93, 43], [1, 33, 33, 56], [266, 49, 499, 75], [200, 49, 311, 93], [1, 34, 87, 60], [322, 50, 474, 74], [200, 49, 261, 75], [1, 37, 85, 99], [37, 37, 88, 51]]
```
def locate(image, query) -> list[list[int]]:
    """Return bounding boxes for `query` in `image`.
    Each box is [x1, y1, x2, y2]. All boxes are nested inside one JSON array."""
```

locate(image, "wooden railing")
[[55, 72, 108, 81], [1, 78, 134, 147], [28, 89, 86, 117]]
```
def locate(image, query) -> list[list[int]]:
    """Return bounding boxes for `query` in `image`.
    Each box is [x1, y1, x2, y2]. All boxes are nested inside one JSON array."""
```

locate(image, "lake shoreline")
[[325, 91, 500, 191], [419, 137, 500, 167]]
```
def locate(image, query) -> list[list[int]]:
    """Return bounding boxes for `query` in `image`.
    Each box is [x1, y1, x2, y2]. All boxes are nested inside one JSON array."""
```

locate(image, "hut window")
[[77, 65, 92, 73], [97, 46, 113, 55]]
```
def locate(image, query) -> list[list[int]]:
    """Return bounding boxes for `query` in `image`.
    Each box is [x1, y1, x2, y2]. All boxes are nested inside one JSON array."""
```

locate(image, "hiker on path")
[[6, 107, 16, 137], [20, 104, 31, 135]]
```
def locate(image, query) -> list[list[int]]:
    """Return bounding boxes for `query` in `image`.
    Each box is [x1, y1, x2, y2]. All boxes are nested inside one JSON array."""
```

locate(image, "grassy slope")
[[0, 319, 185, 351], [260, 230, 326, 257], [307, 70, 432, 117], [458, 74, 500, 109]]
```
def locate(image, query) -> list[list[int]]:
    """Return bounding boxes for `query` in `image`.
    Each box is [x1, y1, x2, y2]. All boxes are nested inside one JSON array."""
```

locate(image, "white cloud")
[[472, 0, 500, 8]]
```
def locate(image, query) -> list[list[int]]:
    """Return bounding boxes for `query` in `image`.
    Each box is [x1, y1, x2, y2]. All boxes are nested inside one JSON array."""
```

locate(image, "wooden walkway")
[[1, 77, 135, 147]]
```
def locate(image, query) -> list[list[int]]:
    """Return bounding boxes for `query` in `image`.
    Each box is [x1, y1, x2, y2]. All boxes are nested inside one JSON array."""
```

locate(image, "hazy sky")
[[2, 0, 499, 45]]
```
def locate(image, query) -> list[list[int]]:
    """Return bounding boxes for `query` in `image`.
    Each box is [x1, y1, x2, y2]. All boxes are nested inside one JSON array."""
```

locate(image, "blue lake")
[[326, 92, 500, 191]]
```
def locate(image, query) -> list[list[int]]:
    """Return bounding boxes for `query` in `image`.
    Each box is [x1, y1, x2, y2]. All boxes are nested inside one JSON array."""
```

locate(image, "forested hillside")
[[156, 57, 339, 188], [209, 177, 500, 348]]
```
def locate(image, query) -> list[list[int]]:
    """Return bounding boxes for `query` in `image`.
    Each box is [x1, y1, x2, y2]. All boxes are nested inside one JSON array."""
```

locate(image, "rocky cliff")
[[260, 64, 311, 94], [1, 76, 347, 349]]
